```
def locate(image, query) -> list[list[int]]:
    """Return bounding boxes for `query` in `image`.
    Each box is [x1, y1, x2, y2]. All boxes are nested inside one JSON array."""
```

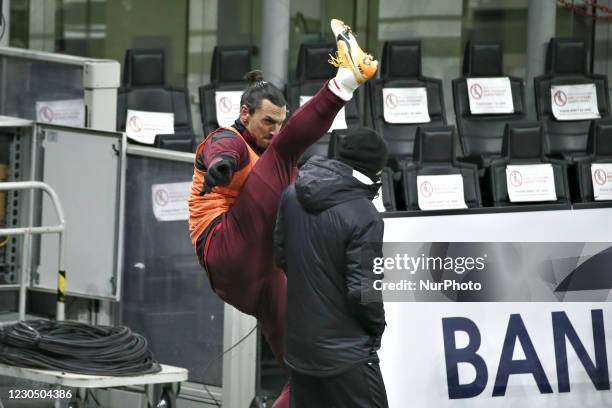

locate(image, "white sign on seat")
[[416, 174, 467, 210], [466, 77, 514, 114], [300, 96, 347, 132], [125, 109, 174, 145], [506, 163, 557, 202], [36, 99, 85, 127], [550, 84, 600, 120], [215, 91, 243, 127], [591, 163, 612, 201], [382, 87, 430, 124]]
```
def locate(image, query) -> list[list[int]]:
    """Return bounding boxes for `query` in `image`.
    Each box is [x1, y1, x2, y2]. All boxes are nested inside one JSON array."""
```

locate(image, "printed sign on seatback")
[[506, 164, 556, 202], [591, 163, 612, 200], [125, 109, 174, 145], [551, 84, 600, 121], [416, 174, 467, 210], [466, 77, 514, 114], [382, 87, 431, 124], [215, 91, 242, 127]]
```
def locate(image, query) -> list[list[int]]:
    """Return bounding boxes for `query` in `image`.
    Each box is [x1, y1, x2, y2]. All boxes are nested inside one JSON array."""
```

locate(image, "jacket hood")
[[295, 155, 381, 212]]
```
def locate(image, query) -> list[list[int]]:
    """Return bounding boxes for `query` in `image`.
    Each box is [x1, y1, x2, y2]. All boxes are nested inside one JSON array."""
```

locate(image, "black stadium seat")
[[453, 40, 527, 168], [401, 126, 482, 210], [117, 49, 195, 152], [286, 43, 335, 111], [534, 38, 610, 160], [198, 46, 253, 135], [488, 122, 570, 206], [575, 119, 612, 202], [288, 43, 360, 163], [379, 167, 397, 211], [369, 40, 447, 168]]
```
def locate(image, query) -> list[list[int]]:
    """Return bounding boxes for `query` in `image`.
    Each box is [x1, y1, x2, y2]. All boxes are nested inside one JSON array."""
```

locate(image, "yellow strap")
[[57, 271, 66, 303]]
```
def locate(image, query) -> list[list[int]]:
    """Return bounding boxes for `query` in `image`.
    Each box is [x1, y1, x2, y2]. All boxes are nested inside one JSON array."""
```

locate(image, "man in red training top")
[[188, 18, 378, 407]]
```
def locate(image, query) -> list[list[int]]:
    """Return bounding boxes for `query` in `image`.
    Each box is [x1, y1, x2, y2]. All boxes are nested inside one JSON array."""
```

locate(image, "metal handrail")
[[126, 144, 195, 163], [0, 181, 66, 321]]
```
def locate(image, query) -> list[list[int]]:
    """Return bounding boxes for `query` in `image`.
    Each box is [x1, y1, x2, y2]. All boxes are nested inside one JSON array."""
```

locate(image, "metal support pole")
[[526, 0, 557, 119], [18, 232, 30, 321], [56, 229, 66, 321], [261, 0, 290, 88]]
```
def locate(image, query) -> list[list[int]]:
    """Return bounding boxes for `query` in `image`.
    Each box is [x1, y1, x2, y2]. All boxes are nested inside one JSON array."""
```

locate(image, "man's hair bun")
[[240, 70, 286, 114], [244, 70, 265, 85]]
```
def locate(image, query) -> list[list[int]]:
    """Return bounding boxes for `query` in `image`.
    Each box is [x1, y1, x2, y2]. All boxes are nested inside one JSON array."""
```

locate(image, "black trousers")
[[290, 362, 389, 408]]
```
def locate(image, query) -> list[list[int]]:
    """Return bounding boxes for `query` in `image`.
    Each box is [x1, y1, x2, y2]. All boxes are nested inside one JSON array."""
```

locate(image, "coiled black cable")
[[0, 320, 161, 376]]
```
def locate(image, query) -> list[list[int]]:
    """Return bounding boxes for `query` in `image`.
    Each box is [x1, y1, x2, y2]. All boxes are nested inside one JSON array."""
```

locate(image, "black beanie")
[[336, 127, 389, 180]]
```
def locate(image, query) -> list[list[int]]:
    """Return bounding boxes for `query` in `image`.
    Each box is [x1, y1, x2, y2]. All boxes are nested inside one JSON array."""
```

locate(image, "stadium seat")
[[488, 122, 571, 206], [453, 40, 527, 168], [575, 118, 612, 202], [379, 167, 397, 211], [288, 43, 361, 163], [198, 45, 253, 135], [534, 38, 610, 160], [369, 40, 447, 169], [117, 48, 195, 152], [401, 125, 482, 210]]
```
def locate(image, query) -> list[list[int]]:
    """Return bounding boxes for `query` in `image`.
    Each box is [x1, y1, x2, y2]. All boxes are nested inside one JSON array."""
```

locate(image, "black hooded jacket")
[[274, 155, 386, 376]]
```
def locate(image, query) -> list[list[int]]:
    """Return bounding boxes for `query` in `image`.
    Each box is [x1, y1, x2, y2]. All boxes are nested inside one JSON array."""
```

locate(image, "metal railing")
[[0, 181, 66, 321]]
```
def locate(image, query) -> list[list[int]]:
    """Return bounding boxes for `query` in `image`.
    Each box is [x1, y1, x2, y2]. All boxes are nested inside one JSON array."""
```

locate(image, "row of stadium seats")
[[195, 38, 609, 163], [373, 38, 609, 208], [113, 38, 608, 162], [113, 38, 611, 209], [324, 117, 610, 210]]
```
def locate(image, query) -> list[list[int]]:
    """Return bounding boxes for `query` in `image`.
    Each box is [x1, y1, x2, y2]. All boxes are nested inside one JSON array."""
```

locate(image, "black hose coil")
[[0, 320, 161, 376]]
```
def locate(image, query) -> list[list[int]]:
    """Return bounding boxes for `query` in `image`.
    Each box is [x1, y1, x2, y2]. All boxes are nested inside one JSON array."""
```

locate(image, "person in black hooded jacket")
[[274, 127, 389, 408]]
